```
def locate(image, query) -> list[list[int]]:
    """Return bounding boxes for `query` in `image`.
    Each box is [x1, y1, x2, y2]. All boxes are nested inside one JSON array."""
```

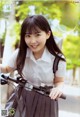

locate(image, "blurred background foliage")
[[0, 0, 80, 73]]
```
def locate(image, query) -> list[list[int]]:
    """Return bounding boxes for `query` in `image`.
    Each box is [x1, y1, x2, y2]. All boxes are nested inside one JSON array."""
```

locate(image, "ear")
[[47, 31, 51, 39]]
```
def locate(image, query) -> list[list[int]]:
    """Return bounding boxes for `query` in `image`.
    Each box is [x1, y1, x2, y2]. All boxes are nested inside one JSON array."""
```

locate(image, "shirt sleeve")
[[7, 49, 19, 69], [55, 60, 66, 78]]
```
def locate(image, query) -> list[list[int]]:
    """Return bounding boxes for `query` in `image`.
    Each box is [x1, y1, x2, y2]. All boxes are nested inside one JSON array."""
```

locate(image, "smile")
[[31, 44, 39, 49]]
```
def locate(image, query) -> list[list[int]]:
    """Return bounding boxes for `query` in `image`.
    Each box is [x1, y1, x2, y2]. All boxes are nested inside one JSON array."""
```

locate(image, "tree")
[[63, 35, 80, 83], [60, 3, 79, 28]]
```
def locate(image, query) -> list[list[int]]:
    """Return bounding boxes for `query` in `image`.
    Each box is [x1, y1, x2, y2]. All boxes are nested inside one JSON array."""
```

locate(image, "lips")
[[30, 44, 39, 49]]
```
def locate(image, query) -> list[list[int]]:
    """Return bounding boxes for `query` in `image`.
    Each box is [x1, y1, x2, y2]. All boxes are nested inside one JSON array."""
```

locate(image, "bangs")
[[26, 23, 41, 34], [22, 15, 50, 36]]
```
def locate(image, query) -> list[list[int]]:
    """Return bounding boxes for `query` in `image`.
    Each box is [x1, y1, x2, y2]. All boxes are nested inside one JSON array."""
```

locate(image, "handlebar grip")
[[0, 78, 8, 85], [1, 74, 18, 83], [60, 94, 66, 99], [0, 74, 27, 84]]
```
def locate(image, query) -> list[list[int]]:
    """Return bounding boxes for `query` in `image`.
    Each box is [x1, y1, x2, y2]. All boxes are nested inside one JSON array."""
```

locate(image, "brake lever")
[[0, 77, 8, 85], [0, 73, 27, 85]]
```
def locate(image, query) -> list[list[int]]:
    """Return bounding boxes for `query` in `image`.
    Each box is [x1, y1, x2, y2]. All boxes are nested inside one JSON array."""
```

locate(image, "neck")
[[33, 47, 45, 60]]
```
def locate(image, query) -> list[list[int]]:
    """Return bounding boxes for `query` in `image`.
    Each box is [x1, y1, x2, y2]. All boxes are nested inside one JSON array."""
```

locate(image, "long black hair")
[[16, 15, 66, 75]]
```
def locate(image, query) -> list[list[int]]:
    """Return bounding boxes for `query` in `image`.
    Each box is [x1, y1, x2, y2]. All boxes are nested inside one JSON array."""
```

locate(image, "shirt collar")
[[26, 47, 52, 63]]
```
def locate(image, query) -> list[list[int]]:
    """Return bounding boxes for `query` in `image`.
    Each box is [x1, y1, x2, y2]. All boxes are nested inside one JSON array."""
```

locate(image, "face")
[[25, 29, 51, 58]]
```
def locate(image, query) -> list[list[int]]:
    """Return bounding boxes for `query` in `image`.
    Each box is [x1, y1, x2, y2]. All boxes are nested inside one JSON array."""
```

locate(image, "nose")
[[30, 36, 36, 44]]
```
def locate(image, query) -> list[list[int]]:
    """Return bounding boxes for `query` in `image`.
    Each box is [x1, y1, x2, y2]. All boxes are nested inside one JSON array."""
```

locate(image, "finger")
[[56, 92, 63, 100], [50, 91, 59, 100], [49, 90, 56, 98]]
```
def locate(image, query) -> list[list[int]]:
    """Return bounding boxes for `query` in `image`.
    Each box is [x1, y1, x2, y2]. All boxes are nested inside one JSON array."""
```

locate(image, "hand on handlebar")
[[0, 73, 27, 85], [49, 87, 66, 100], [0, 73, 66, 99]]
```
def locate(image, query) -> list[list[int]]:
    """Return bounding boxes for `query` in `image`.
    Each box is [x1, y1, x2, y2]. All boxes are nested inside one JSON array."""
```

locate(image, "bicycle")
[[0, 73, 66, 117]]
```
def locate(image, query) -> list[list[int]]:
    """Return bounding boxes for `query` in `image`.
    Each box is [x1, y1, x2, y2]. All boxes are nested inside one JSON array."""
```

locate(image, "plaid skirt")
[[6, 86, 58, 117]]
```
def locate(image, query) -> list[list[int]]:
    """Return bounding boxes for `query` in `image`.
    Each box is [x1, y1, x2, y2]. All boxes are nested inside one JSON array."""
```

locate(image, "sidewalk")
[[63, 84, 80, 97], [59, 84, 80, 117], [59, 110, 80, 117]]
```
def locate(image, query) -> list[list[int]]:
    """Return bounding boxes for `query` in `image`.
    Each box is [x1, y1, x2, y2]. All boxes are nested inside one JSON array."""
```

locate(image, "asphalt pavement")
[[59, 84, 80, 117]]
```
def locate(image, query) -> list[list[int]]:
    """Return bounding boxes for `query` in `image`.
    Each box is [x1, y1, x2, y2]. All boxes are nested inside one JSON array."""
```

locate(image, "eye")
[[36, 33, 41, 36], [25, 34, 31, 37]]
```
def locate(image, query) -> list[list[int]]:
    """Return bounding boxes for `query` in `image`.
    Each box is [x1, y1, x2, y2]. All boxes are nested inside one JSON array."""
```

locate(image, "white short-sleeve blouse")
[[7, 47, 66, 86]]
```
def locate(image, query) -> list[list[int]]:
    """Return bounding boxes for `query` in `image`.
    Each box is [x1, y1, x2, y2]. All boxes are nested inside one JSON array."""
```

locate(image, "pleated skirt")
[[14, 88, 58, 117]]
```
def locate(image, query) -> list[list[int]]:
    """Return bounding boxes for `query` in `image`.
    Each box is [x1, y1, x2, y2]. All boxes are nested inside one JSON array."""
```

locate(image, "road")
[[59, 95, 80, 114], [58, 85, 80, 117]]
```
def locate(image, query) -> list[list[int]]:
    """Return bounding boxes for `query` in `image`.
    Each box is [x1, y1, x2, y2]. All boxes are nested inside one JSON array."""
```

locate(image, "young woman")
[[0, 15, 66, 117]]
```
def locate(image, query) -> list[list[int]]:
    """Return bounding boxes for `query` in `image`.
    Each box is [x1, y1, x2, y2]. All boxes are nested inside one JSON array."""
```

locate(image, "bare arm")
[[49, 76, 64, 99], [53, 76, 64, 89], [0, 64, 14, 73]]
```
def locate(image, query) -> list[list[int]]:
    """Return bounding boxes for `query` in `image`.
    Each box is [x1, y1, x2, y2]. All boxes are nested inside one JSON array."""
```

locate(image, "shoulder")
[[13, 48, 19, 54], [12, 48, 19, 57], [58, 60, 66, 68], [55, 60, 66, 77], [8, 48, 19, 62], [7, 48, 19, 69], [56, 53, 66, 67]]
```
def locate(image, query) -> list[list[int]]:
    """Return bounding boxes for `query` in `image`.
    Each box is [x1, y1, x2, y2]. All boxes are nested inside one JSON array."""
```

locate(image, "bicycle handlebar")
[[0, 73, 66, 99], [0, 74, 27, 84]]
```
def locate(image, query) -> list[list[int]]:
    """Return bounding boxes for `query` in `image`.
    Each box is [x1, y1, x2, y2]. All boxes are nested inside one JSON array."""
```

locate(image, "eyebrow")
[[25, 31, 41, 35]]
